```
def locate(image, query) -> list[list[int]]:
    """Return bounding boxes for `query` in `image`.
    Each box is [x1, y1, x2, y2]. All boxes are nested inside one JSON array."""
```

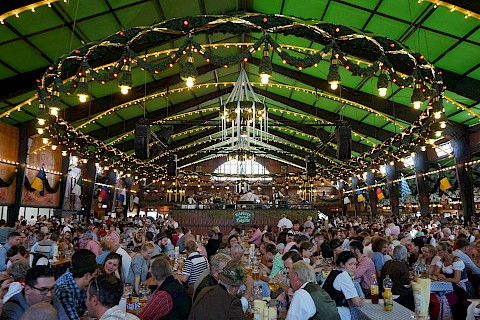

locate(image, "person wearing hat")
[[188, 259, 250, 320], [152, 233, 174, 257], [330, 238, 345, 265], [55, 249, 98, 320]]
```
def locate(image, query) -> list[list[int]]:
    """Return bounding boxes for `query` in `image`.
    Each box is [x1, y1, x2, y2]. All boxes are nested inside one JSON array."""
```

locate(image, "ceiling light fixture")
[[118, 64, 132, 94], [327, 57, 341, 90], [180, 52, 198, 88], [377, 72, 388, 97], [258, 45, 272, 84], [76, 77, 89, 103]]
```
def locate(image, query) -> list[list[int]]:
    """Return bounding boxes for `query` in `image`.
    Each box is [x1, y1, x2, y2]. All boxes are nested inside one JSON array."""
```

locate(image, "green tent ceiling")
[[0, 0, 479, 178]]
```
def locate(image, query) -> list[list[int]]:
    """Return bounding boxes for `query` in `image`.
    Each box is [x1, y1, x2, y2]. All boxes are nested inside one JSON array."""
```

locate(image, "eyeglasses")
[[29, 284, 56, 296], [94, 276, 100, 297]]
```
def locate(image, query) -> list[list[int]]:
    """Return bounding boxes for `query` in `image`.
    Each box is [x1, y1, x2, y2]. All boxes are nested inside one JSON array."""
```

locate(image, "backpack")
[[321, 270, 348, 307], [30, 252, 50, 267]]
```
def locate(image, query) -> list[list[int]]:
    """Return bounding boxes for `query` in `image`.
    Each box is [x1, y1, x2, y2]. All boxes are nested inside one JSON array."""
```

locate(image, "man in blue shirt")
[[0, 231, 22, 271], [454, 237, 480, 274]]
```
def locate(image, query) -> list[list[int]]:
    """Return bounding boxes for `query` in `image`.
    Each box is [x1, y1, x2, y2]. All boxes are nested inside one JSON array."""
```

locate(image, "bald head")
[[20, 302, 58, 320]]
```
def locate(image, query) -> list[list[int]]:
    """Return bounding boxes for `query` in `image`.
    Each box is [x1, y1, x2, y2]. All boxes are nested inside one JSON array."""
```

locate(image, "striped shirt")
[[182, 252, 209, 284]]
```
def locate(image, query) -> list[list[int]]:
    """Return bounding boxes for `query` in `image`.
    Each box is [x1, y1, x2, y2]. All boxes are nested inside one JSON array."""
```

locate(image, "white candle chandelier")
[[220, 67, 268, 161]]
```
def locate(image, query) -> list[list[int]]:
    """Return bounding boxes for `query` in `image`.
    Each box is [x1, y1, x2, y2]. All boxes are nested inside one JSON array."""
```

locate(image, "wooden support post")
[[386, 162, 400, 216], [413, 148, 431, 216]]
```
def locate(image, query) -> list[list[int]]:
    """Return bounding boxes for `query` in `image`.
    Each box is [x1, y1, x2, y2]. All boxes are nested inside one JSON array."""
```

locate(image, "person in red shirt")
[[139, 257, 191, 320]]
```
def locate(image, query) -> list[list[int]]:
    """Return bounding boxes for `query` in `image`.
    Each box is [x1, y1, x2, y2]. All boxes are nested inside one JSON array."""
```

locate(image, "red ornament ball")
[[119, 31, 125, 36], [390, 43, 395, 48], [263, 17, 268, 23], [75, 50, 80, 54], [335, 27, 340, 32], [183, 20, 189, 26]]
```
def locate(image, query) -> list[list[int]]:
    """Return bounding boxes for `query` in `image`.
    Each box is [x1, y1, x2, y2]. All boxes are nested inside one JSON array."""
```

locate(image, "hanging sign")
[[233, 210, 253, 224]]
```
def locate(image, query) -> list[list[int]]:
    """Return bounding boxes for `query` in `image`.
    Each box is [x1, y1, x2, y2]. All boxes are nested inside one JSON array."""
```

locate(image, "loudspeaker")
[[335, 126, 352, 161], [305, 154, 316, 177], [158, 126, 173, 145], [134, 125, 151, 160], [166, 153, 177, 176]]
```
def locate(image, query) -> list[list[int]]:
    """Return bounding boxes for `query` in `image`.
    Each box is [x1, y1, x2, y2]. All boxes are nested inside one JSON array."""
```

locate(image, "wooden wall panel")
[[0, 122, 19, 204], [22, 137, 63, 207], [171, 209, 315, 236]]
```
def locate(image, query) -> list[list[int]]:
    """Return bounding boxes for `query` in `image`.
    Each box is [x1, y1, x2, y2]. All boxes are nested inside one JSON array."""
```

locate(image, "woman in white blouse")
[[433, 239, 474, 296]]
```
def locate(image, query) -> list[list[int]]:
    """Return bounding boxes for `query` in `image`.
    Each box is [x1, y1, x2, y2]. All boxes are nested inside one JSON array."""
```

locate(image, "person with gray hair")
[[380, 245, 414, 311], [287, 260, 340, 320], [230, 244, 244, 260], [193, 253, 232, 302]]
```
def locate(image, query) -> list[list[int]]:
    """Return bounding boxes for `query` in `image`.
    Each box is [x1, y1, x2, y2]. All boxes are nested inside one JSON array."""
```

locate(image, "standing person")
[[322, 251, 365, 320], [188, 259, 248, 320], [286, 261, 340, 320], [177, 241, 209, 298], [139, 257, 191, 320], [126, 243, 154, 294], [85, 274, 139, 320], [143, 217, 157, 242], [277, 214, 293, 231], [55, 249, 98, 320]]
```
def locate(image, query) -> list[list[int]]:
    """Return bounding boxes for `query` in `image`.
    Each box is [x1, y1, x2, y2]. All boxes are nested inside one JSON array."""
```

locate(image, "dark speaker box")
[[166, 154, 177, 176], [134, 125, 151, 160], [335, 126, 352, 161], [306, 161, 316, 177]]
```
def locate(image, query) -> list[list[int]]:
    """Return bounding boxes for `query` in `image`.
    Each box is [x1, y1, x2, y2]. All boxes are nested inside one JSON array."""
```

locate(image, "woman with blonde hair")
[[419, 244, 440, 275]]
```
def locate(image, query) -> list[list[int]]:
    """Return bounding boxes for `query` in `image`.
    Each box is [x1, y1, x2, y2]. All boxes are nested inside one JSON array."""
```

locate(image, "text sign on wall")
[[233, 210, 253, 224]]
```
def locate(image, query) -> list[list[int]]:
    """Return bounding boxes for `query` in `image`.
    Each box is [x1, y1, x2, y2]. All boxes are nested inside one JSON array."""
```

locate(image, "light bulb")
[[440, 122, 446, 129], [389, 160, 394, 166], [260, 73, 270, 84], [120, 86, 129, 95], [50, 107, 59, 116], [435, 131, 442, 137], [413, 101, 421, 109], [42, 138, 49, 144], [330, 81, 339, 90], [434, 111, 441, 119], [428, 138, 435, 144], [38, 119, 45, 126], [378, 87, 387, 97], [421, 146, 426, 152], [37, 128, 44, 134], [51, 145, 57, 150], [186, 77, 194, 88], [78, 94, 88, 103], [62, 151, 67, 157]]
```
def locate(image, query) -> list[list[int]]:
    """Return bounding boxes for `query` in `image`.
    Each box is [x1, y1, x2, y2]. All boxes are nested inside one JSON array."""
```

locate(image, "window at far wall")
[[214, 160, 272, 182], [435, 141, 453, 158]]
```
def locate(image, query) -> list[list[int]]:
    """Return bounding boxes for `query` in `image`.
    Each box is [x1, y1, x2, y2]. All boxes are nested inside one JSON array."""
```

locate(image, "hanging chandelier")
[[220, 67, 268, 161]]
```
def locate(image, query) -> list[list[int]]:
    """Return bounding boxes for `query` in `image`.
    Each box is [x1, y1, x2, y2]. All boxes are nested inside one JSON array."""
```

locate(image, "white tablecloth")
[[350, 299, 415, 320], [430, 281, 453, 293]]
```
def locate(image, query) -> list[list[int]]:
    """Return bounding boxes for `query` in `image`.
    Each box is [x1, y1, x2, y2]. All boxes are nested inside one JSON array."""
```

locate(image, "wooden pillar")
[[83, 160, 97, 218], [337, 180, 346, 215], [351, 176, 361, 217], [7, 122, 35, 226], [57, 155, 70, 211], [413, 148, 431, 216], [386, 162, 400, 216], [445, 124, 475, 223], [366, 171, 377, 216]]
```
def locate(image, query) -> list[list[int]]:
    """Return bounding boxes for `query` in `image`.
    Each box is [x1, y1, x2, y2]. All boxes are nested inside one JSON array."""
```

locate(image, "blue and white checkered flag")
[[400, 175, 412, 203]]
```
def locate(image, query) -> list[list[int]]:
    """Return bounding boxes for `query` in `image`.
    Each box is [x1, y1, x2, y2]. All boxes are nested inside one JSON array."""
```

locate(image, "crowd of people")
[[0, 212, 478, 319]]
